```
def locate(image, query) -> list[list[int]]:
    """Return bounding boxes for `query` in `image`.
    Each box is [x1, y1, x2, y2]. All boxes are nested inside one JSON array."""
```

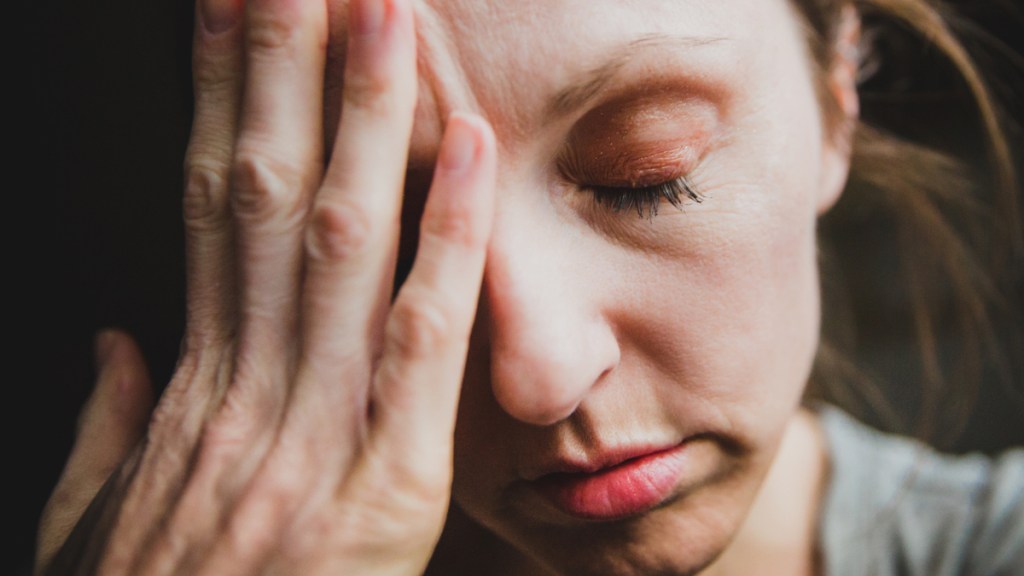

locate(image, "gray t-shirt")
[[818, 407, 1024, 576]]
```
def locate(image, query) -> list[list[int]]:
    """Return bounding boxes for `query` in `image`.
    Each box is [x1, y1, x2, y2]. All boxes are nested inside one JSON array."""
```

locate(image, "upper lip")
[[522, 441, 685, 481]]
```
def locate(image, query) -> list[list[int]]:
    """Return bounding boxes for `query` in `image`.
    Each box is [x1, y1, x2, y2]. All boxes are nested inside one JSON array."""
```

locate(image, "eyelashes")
[[588, 177, 704, 219], [556, 139, 706, 220]]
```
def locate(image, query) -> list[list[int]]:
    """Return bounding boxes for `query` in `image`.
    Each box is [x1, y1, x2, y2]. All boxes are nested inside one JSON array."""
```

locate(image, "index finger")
[[371, 112, 497, 471]]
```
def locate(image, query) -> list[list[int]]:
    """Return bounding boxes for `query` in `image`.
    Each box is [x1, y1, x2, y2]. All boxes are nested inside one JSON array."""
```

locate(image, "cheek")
[[619, 195, 821, 407], [657, 31, 827, 439], [605, 51, 828, 448], [697, 203, 821, 400], [630, 141, 825, 450]]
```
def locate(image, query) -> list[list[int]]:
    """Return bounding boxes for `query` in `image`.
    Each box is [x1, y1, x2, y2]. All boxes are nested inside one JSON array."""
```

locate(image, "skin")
[[413, 1, 852, 574], [36, 0, 859, 574]]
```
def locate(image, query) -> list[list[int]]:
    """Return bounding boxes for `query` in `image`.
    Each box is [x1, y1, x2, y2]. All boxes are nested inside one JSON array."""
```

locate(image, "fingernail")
[[203, 0, 241, 34], [440, 114, 478, 172], [95, 330, 117, 368], [351, 0, 387, 36]]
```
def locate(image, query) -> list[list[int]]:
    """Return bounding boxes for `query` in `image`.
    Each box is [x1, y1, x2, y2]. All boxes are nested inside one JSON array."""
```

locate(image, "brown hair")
[[792, 0, 1024, 447]]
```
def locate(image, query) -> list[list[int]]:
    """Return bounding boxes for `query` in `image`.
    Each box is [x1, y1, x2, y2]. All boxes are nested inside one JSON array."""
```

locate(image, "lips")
[[529, 443, 690, 521]]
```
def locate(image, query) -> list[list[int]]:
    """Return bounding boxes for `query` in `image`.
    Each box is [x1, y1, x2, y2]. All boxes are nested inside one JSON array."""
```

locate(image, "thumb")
[[36, 329, 154, 573]]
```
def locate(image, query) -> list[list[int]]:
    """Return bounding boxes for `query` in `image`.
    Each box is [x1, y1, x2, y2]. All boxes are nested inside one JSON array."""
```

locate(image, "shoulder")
[[815, 406, 1024, 576]]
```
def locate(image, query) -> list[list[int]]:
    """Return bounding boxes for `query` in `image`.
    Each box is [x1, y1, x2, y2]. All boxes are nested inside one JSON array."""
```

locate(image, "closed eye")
[[588, 177, 703, 219]]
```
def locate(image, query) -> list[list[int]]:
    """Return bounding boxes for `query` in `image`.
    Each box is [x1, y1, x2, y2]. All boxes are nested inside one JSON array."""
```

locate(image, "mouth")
[[528, 442, 691, 521]]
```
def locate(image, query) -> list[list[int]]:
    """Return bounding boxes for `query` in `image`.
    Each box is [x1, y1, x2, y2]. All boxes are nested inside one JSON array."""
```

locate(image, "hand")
[[36, 0, 497, 573]]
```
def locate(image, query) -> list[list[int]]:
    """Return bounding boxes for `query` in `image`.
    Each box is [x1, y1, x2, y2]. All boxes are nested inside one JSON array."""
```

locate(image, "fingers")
[[37, 331, 153, 573], [130, 0, 333, 571], [201, 108, 502, 572], [52, 2, 492, 574], [287, 0, 418, 439], [183, 0, 245, 347], [117, 1, 333, 572], [230, 0, 328, 375], [79, 4, 250, 573], [300, 0, 418, 364], [371, 113, 496, 469]]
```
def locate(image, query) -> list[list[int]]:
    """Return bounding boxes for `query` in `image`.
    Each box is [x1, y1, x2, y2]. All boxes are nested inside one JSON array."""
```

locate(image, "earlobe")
[[817, 5, 862, 215]]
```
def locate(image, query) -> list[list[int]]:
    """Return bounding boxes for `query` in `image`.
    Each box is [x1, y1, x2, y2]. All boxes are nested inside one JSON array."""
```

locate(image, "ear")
[[817, 4, 861, 215]]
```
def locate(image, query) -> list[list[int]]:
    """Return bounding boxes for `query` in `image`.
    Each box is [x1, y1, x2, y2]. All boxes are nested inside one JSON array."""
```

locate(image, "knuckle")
[[280, 511, 335, 561], [199, 413, 251, 461], [254, 464, 308, 510], [192, 45, 238, 92], [171, 347, 202, 382], [145, 402, 199, 463], [230, 151, 307, 224], [149, 355, 215, 434], [386, 296, 451, 359], [179, 331, 234, 365], [304, 200, 373, 262], [144, 421, 192, 479], [147, 388, 188, 442], [201, 401, 256, 458], [420, 204, 483, 249], [198, 376, 278, 461], [342, 74, 402, 117], [145, 405, 172, 443], [183, 164, 231, 234], [225, 470, 312, 559], [246, 8, 302, 55], [223, 509, 277, 565]]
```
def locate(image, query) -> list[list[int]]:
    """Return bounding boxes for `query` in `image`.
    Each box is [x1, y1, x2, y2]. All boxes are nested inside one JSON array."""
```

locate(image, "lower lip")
[[532, 444, 689, 520]]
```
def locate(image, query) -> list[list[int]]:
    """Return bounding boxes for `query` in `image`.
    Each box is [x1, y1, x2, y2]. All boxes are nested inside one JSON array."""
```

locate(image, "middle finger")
[[229, 0, 329, 390]]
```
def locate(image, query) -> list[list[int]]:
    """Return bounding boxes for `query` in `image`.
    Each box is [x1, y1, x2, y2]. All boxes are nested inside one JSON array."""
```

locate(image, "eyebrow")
[[545, 33, 729, 121]]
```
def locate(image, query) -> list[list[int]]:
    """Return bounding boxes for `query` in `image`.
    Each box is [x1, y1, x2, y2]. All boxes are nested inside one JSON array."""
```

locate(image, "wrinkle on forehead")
[[325, 0, 539, 164], [408, 0, 740, 143], [326, 0, 746, 158], [413, 0, 551, 145], [406, 0, 481, 166]]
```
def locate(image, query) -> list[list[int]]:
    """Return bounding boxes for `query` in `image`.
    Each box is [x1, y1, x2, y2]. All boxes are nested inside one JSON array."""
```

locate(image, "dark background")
[[18, 0, 1024, 573]]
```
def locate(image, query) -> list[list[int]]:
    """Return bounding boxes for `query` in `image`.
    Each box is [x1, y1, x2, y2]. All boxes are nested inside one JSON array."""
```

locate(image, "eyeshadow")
[[562, 94, 718, 185]]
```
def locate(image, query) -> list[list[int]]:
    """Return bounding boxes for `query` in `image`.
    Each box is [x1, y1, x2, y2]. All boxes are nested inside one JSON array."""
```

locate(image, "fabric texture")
[[817, 406, 1024, 576]]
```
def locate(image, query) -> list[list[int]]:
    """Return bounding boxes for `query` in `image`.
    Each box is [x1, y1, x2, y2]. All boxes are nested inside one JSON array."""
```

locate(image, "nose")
[[482, 205, 621, 426]]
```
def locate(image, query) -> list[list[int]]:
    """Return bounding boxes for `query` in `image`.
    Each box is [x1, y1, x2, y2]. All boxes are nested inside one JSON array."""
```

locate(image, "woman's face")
[[328, 0, 850, 573]]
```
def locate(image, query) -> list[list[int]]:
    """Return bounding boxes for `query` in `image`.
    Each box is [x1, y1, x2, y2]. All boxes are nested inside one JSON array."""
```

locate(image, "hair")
[[790, 0, 1024, 448]]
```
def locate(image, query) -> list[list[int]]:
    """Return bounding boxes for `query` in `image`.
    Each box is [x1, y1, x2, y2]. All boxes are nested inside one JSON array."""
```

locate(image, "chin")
[[483, 502, 742, 576], [456, 441, 771, 576]]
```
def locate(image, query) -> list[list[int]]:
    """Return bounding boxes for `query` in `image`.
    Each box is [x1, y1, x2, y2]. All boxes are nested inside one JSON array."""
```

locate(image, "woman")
[[36, 0, 1024, 574]]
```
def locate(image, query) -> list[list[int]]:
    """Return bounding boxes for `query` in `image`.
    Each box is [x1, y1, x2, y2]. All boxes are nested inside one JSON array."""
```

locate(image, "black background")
[[17, 1, 1024, 573]]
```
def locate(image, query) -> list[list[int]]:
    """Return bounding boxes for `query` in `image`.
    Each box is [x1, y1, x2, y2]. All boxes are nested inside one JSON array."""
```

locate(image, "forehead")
[[327, 0, 805, 161]]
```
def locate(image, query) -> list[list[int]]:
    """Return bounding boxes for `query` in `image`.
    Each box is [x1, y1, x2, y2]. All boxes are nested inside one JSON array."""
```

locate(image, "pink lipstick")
[[531, 443, 689, 520]]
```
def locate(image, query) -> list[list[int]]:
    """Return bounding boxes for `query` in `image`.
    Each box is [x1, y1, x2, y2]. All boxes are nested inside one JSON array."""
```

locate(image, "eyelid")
[[588, 177, 704, 219], [558, 98, 717, 220], [559, 141, 693, 189], [558, 135, 708, 219]]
